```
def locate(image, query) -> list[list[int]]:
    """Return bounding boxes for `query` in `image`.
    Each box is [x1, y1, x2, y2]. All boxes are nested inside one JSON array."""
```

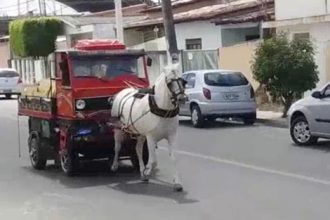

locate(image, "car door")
[[313, 84, 330, 136], [180, 73, 196, 115]]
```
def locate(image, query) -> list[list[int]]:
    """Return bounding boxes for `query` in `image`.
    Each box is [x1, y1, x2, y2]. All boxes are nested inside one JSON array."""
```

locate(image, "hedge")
[[9, 17, 62, 57]]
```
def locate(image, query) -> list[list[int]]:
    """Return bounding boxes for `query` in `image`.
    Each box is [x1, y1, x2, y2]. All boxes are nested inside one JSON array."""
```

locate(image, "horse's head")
[[163, 63, 187, 105]]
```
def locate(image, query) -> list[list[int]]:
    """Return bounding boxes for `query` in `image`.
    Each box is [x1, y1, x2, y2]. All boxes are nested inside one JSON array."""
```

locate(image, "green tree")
[[9, 17, 62, 58], [252, 33, 319, 117]]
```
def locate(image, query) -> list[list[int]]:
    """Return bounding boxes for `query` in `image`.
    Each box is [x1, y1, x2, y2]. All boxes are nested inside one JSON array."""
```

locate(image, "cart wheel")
[[131, 141, 149, 171], [29, 136, 47, 170], [60, 149, 79, 176]]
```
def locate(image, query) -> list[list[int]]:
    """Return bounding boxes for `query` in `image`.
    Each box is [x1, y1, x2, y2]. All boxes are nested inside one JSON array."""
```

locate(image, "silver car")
[[180, 70, 257, 127], [0, 68, 22, 99], [288, 82, 330, 145]]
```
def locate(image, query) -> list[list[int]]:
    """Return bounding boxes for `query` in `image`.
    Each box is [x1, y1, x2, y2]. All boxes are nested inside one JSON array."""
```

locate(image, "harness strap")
[[148, 95, 179, 118], [118, 91, 134, 119], [128, 97, 139, 133]]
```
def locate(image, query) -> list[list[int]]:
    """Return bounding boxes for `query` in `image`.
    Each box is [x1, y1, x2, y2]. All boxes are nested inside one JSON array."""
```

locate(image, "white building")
[[263, 0, 330, 88], [124, 0, 272, 50]]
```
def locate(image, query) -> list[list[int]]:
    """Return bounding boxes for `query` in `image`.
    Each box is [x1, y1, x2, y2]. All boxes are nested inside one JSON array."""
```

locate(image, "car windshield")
[[204, 72, 248, 87], [71, 55, 145, 79], [0, 70, 19, 78]]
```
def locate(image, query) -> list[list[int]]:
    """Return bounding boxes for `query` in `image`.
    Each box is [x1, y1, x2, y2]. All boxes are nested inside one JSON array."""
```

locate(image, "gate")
[[182, 50, 219, 72]]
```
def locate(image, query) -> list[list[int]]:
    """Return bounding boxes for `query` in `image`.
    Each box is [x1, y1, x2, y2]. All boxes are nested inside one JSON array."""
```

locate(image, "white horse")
[[110, 63, 187, 191]]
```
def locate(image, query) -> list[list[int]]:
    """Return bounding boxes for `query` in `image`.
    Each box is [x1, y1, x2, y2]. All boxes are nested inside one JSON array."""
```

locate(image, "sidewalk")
[[256, 110, 288, 128]]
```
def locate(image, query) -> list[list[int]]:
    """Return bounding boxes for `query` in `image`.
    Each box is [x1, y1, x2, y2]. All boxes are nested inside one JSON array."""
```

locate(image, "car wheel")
[[60, 149, 79, 176], [290, 116, 318, 146], [191, 105, 204, 128], [243, 118, 256, 125], [5, 94, 11, 99], [29, 136, 47, 170]]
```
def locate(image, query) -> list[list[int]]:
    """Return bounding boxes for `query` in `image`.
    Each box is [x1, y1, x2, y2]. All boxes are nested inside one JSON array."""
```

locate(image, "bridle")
[[166, 75, 187, 106]]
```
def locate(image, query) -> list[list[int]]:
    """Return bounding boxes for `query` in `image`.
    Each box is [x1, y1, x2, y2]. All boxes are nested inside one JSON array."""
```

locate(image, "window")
[[324, 85, 330, 97], [186, 38, 202, 50], [186, 73, 196, 88], [71, 55, 145, 80], [0, 70, 19, 78], [293, 33, 310, 41], [204, 72, 248, 87], [246, 35, 260, 41], [60, 60, 70, 86]]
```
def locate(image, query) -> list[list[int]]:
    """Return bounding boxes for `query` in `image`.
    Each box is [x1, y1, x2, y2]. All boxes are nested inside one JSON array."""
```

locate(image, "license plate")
[[223, 93, 239, 101]]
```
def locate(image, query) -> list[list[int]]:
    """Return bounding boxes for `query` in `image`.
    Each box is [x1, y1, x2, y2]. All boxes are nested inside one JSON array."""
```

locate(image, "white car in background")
[[180, 70, 257, 128], [0, 68, 22, 99], [288, 82, 330, 145]]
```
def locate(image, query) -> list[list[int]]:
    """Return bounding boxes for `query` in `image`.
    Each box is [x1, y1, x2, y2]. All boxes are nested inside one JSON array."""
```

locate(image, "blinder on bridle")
[[166, 76, 187, 105]]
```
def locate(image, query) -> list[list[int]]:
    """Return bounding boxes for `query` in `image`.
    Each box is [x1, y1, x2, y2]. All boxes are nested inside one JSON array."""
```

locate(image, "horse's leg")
[[167, 133, 183, 192], [143, 135, 157, 177], [111, 128, 124, 172], [135, 135, 148, 181]]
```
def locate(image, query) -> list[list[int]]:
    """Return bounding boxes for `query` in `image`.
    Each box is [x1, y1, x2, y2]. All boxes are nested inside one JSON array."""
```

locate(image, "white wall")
[[276, 0, 327, 20], [175, 21, 222, 50], [129, 37, 167, 51], [93, 24, 116, 39], [125, 29, 144, 47], [277, 22, 330, 88]]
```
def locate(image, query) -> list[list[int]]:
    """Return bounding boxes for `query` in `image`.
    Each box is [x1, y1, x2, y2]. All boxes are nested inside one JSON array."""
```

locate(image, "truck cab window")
[[60, 60, 70, 86]]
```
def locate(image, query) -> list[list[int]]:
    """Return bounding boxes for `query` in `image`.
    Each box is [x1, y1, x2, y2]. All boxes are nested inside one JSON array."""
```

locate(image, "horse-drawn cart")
[[18, 39, 150, 175]]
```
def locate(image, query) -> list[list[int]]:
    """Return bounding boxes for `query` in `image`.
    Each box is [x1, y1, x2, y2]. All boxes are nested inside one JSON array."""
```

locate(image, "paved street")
[[1, 98, 330, 220]]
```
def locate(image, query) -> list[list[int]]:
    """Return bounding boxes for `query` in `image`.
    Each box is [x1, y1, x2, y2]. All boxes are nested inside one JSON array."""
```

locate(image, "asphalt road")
[[1, 98, 330, 220]]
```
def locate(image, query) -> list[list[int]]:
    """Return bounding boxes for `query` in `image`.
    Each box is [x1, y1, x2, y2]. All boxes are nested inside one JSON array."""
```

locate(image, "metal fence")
[[9, 55, 55, 84], [146, 49, 219, 84]]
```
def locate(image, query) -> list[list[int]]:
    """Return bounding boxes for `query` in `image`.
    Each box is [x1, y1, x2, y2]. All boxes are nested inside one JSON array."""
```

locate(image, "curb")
[[256, 118, 288, 129]]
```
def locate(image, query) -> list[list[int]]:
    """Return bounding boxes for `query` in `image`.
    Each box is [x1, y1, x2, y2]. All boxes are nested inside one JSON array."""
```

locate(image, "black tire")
[[5, 94, 11, 99], [243, 113, 256, 125], [60, 148, 79, 176], [131, 141, 149, 171], [191, 105, 204, 128], [243, 118, 256, 125], [29, 135, 47, 170], [290, 116, 318, 146]]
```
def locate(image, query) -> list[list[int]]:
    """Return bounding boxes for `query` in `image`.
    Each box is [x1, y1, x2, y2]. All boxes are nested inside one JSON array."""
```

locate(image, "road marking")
[[158, 146, 330, 186]]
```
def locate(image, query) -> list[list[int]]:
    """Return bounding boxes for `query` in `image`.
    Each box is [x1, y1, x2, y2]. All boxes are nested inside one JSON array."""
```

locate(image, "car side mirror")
[[147, 57, 152, 67], [312, 91, 322, 99]]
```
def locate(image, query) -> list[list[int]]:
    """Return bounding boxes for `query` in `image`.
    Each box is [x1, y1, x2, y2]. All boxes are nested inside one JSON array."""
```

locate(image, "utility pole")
[[17, 0, 21, 16], [38, 0, 42, 15], [52, 0, 56, 15], [26, 0, 30, 15], [161, 0, 179, 64], [115, 0, 124, 43]]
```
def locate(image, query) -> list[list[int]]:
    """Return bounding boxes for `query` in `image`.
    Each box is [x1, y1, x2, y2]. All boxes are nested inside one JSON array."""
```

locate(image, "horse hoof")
[[143, 168, 152, 177], [141, 176, 149, 182], [111, 164, 118, 172], [173, 184, 183, 192]]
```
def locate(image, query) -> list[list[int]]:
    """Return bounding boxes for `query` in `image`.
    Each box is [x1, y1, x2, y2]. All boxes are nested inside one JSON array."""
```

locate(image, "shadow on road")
[[293, 140, 330, 153], [22, 160, 139, 188], [22, 160, 199, 204], [109, 178, 199, 204], [179, 119, 254, 129]]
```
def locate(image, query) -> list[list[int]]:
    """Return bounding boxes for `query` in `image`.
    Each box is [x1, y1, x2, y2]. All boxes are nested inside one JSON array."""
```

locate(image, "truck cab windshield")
[[71, 55, 145, 79]]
